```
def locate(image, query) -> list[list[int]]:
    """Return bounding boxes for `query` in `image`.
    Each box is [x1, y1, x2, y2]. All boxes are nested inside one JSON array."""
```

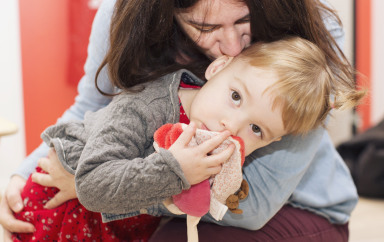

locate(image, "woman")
[[1, 0, 355, 241]]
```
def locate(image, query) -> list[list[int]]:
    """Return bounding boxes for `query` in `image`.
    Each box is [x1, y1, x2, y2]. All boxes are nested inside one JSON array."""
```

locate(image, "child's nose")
[[220, 119, 238, 136]]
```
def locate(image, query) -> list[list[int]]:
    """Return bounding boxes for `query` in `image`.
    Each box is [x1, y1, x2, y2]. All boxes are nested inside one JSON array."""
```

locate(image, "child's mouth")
[[200, 124, 210, 131]]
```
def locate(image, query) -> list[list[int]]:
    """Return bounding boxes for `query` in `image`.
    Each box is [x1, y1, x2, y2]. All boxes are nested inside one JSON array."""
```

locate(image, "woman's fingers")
[[4, 175, 26, 213], [0, 195, 35, 233], [3, 229, 13, 242]]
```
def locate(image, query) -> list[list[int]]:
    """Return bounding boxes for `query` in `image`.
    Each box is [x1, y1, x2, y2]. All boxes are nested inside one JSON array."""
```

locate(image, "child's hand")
[[31, 148, 77, 209], [169, 122, 235, 185]]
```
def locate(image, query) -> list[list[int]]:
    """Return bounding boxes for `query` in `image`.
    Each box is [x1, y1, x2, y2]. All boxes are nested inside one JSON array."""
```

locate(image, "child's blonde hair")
[[238, 37, 365, 135]]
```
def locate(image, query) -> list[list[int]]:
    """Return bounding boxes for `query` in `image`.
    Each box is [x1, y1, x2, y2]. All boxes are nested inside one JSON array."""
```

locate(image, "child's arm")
[[74, 99, 232, 215]]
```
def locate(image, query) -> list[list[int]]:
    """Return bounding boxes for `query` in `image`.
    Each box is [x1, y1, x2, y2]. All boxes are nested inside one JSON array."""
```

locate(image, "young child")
[[12, 37, 364, 241]]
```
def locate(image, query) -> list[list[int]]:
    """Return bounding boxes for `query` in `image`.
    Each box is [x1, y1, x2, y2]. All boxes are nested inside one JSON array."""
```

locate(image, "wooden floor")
[[349, 197, 384, 242]]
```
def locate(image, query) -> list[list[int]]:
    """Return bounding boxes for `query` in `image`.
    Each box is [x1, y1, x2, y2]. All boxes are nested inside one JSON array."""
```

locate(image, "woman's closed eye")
[[251, 124, 262, 137], [197, 25, 218, 33], [231, 91, 241, 105], [191, 22, 218, 33]]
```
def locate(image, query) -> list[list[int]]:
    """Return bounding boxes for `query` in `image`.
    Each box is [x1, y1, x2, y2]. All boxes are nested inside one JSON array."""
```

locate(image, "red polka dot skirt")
[[12, 167, 161, 242]]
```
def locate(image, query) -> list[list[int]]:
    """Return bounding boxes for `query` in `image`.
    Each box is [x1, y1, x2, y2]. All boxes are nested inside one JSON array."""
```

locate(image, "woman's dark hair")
[[95, 0, 354, 96]]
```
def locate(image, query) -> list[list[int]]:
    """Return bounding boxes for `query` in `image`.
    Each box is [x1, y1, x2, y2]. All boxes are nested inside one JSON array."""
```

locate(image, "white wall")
[[327, 0, 356, 145], [371, 0, 384, 124], [0, 0, 25, 191]]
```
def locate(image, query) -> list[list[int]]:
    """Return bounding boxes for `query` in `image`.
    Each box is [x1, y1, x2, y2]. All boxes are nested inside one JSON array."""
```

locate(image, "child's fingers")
[[44, 192, 66, 209], [199, 130, 231, 154], [206, 165, 223, 176], [47, 147, 57, 158], [172, 122, 196, 147], [31, 172, 53, 187], [37, 157, 51, 173], [206, 143, 235, 167]]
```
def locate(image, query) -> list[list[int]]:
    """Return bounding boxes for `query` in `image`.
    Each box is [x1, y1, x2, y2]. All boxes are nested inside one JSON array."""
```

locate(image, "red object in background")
[[355, 0, 372, 132], [67, 0, 99, 86], [19, 0, 100, 154]]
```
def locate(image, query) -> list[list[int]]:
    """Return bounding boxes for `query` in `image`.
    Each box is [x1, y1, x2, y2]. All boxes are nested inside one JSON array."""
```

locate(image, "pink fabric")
[[173, 181, 211, 217]]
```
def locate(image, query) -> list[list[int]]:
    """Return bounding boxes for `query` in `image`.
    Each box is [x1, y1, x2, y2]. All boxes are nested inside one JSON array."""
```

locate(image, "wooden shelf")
[[0, 117, 18, 137]]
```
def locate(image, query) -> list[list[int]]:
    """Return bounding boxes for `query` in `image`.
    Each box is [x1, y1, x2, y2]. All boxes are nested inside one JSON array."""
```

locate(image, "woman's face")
[[175, 0, 252, 60]]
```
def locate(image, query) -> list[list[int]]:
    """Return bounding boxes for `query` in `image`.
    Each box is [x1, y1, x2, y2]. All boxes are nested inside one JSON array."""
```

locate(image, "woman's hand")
[[0, 175, 35, 240], [169, 122, 235, 185], [31, 148, 77, 209]]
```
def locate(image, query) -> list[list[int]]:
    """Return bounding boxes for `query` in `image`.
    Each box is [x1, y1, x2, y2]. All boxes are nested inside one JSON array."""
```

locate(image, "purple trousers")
[[149, 205, 348, 242]]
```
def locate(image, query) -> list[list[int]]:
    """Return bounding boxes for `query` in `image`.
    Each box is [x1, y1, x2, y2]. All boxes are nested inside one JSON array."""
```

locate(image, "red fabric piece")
[[179, 101, 190, 125], [179, 80, 200, 125], [231, 136, 245, 166], [12, 167, 160, 242], [67, 0, 98, 86]]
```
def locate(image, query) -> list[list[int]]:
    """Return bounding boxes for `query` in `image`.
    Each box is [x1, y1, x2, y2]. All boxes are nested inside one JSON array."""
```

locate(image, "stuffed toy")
[[153, 123, 247, 242], [226, 179, 249, 214]]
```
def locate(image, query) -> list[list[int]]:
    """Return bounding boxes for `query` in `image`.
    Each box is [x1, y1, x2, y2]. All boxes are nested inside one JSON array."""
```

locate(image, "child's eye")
[[231, 91, 241, 105], [250, 124, 262, 137]]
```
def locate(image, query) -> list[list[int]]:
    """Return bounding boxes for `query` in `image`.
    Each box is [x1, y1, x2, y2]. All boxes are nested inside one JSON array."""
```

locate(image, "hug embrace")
[[1, 0, 365, 241]]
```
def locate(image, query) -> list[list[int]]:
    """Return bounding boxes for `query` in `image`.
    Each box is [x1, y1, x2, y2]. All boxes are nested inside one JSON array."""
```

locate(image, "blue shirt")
[[16, 0, 358, 230]]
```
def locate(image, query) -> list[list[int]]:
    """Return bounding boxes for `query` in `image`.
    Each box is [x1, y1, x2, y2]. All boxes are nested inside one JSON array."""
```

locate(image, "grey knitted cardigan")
[[41, 70, 205, 215]]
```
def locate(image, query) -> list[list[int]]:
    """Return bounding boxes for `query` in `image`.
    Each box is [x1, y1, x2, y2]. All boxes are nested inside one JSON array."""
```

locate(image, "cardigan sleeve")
[[75, 99, 190, 214]]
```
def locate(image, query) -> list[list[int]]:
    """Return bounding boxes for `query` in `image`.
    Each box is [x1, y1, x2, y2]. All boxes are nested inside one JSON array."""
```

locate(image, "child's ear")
[[205, 56, 234, 80]]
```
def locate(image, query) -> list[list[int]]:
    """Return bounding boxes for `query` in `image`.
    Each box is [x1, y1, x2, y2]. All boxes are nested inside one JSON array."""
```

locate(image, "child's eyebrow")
[[263, 125, 275, 141]]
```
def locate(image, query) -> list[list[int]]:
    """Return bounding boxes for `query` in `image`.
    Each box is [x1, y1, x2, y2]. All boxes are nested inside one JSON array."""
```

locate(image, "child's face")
[[189, 56, 286, 156]]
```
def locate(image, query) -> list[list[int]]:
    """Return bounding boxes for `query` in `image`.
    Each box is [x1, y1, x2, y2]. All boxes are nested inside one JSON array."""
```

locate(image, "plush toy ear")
[[205, 55, 234, 80], [153, 123, 184, 149]]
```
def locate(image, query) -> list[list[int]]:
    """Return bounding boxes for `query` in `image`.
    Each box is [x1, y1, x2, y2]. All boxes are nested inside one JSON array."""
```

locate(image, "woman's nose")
[[219, 27, 244, 57]]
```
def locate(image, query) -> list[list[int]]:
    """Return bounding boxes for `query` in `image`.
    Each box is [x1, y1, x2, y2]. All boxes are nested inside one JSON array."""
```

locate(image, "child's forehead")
[[232, 64, 278, 88]]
